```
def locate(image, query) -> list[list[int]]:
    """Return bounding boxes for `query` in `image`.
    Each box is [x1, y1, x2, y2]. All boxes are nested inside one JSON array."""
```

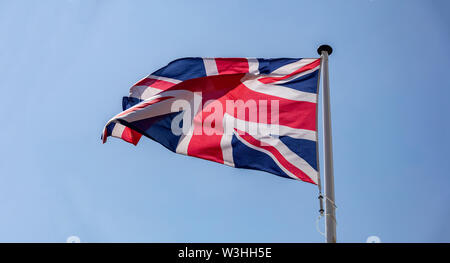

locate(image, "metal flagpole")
[[317, 45, 336, 243]]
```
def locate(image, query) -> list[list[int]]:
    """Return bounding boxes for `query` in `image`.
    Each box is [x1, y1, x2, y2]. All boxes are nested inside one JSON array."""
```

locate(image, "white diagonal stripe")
[[175, 93, 203, 155], [234, 131, 318, 184], [269, 65, 320, 85], [116, 90, 196, 122], [130, 86, 164, 99], [146, 75, 182, 84], [270, 58, 318, 76], [242, 78, 317, 103], [223, 113, 316, 141]]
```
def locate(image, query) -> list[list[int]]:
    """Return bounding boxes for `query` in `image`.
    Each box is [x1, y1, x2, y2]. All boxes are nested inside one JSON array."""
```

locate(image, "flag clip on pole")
[[317, 45, 337, 243]]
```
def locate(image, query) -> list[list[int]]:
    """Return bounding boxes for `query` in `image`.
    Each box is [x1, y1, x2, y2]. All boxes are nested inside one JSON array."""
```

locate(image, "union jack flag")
[[102, 57, 321, 184]]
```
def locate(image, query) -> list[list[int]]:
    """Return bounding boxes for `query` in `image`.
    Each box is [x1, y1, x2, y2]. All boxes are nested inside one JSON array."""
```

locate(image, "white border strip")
[[203, 58, 219, 76]]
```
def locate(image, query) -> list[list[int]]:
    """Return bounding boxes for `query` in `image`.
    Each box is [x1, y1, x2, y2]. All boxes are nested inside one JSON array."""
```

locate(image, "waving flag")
[[102, 57, 321, 184]]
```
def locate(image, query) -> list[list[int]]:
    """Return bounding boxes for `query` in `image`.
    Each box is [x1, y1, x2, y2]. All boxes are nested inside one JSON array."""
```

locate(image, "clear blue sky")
[[0, 0, 449, 242]]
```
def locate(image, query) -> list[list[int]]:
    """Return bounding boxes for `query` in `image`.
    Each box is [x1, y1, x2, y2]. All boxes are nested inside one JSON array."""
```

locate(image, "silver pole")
[[317, 45, 336, 243]]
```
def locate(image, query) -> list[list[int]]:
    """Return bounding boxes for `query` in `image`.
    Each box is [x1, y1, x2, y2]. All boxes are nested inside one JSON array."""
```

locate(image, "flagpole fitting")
[[317, 45, 333, 55], [318, 194, 324, 215]]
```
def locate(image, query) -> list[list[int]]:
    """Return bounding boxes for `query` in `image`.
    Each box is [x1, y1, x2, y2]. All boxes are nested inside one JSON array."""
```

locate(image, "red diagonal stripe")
[[258, 59, 320, 84]]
